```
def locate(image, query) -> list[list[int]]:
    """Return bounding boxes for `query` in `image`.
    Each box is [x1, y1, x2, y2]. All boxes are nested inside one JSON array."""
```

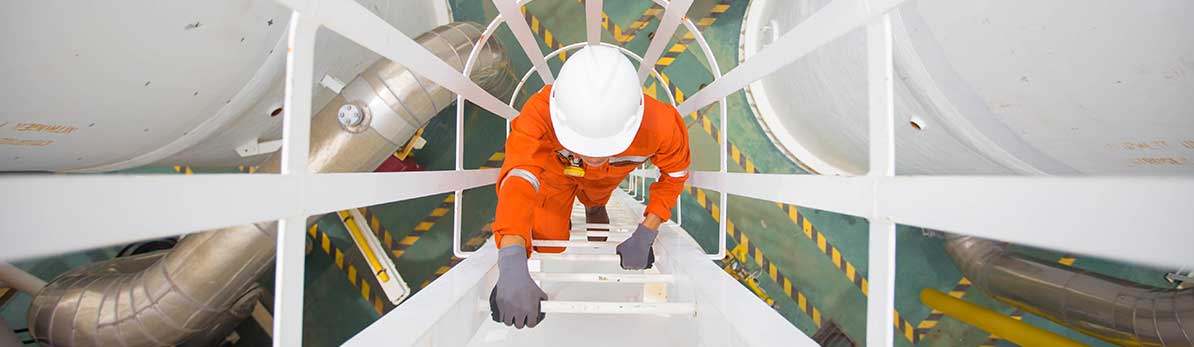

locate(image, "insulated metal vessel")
[[0, 0, 451, 172], [25, 22, 511, 347], [743, 0, 1194, 175]]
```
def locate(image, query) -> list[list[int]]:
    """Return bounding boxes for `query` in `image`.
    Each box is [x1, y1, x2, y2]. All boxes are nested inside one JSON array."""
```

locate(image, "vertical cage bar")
[[865, 13, 896, 347], [494, 0, 555, 83], [585, 0, 602, 45], [714, 190, 726, 259], [637, 0, 695, 81], [453, 190, 468, 257], [274, 10, 318, 347]]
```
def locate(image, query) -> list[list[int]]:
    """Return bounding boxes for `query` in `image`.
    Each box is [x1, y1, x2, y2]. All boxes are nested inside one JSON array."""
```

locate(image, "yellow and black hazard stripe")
[[566, 0, 636, 45], [520, 7, 569, 62], [654, 0, 734, 71], [600, 12, 635, 44], [480, 151, 505, 169], [390, 195, 454, 259], [381, 151, 505, 260], [172, 165, 194, 175], [916, 277, 971, 339], [308, 223, 393, 315], [420, 257, 464, 289], [354, 206, 398, 259], [669, 79, 889, 322], [685, 185, 826, 327], [670, 80, 920, 341], [670, 80, 875, 294], [776, 203, 867, 293], [667, 81, 759, 173], [619, 4, 664, 44], [894, 310, 919, 344], [419, 223, 495, 289]]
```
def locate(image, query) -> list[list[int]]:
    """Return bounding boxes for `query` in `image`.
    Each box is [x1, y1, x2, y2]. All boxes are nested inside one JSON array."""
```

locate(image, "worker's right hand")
[[489, 245, 548, 329]]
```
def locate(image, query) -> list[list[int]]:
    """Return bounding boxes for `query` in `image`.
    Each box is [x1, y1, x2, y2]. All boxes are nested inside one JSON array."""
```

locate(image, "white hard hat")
[[549, 45, 644, 157]]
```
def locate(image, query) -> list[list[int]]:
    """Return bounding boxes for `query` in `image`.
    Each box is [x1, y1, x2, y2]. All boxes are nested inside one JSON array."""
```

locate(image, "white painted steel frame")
[[453, 0, 727, 258], [274, 11, 317, 347], [0, 170, 499, 261], [494, 0, 555, 84], [666, 0, 1193, 345], [344, 189, 813, 346], [585, 0, 602, 45], [530, 272, 676, 283], [0, 0, 1183, 345], [865, 14, 896, 347], [0, 0, 517, 345]]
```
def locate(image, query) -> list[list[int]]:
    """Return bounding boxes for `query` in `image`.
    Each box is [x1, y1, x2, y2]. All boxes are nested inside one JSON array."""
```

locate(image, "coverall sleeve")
[[492, 93, 553, 251], [645, 107, 692, 221]]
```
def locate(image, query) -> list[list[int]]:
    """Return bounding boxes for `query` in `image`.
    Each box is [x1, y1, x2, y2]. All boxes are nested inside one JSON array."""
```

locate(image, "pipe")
[[0, 262, 46, 295], [919, 288, 1086, 347], [26, 22, 511, 347], [945, 235, 1194, 346]]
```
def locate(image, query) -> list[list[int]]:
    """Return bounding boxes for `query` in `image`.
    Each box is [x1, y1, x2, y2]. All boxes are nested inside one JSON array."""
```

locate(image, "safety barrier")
[[3, 0, 1193, 346]]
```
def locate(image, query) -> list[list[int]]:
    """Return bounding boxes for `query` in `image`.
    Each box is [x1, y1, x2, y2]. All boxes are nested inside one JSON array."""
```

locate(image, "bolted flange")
[[336, 103, 371, 133]]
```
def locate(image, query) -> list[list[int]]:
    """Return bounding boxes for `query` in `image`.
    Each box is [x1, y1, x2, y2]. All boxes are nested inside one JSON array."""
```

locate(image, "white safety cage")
[[1, 0, 1192, 347]]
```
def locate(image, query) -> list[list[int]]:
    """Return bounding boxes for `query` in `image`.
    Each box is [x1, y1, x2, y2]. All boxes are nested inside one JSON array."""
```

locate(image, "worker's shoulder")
[[516, 85, 554, 123], [530, 84, 554, 104], [641, 94, 683, 129]]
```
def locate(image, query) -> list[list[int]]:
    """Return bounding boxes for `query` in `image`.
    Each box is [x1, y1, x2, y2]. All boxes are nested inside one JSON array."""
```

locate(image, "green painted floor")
[[0, 1, 1182, 347]]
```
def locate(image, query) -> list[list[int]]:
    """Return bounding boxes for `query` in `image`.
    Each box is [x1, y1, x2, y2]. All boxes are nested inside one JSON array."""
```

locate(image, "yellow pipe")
[[919, 288, 1086, 347], [338, 211, 391, 283]]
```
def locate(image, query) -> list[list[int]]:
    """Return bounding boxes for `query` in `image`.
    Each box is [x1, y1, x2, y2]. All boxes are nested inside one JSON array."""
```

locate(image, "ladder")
[[344, 189, 813, 346]]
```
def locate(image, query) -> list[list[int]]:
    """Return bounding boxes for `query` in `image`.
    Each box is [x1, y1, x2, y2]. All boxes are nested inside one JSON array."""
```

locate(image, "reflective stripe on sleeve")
[[610, 155, 652, 164], [502, 168, 540, 192]]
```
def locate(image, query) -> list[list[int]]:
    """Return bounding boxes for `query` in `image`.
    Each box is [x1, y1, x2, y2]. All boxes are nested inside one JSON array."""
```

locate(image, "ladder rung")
[[534, 240, 619, 248], [539, 301, 695, 315], [569, 232, 627, 240], [531, 273, 674, 283], [568, 223, 638, 230], [531, 254, 621, 262]]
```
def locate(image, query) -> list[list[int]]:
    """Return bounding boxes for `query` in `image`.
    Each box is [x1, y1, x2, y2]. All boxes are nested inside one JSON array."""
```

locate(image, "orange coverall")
[[493, 85, 691, 253]]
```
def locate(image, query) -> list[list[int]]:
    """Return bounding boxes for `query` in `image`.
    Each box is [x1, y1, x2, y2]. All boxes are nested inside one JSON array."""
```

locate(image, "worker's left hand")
[[615, 224, 656, 270]]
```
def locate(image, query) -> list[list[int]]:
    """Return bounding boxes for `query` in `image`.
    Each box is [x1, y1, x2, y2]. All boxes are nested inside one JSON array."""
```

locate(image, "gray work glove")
[[489, 245, 548, 329], [615, 224, 657, 270]]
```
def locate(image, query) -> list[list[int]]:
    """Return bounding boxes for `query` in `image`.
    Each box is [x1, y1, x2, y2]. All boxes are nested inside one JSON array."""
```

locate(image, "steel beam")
[[865, 14, 896, 347], [688, 172, 1194, 269], [0, 169, 498, 261], [274, 11, 317, 347], [585, 0, 602, 45]]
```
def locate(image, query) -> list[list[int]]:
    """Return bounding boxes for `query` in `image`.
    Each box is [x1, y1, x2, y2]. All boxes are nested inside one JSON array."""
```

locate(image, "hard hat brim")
[[549, 97, 644, 158]]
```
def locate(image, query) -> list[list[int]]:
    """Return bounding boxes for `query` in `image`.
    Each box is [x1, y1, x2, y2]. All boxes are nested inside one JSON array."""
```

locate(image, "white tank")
[[743, 0, 1194, 176], [0, 1, 450, 172]]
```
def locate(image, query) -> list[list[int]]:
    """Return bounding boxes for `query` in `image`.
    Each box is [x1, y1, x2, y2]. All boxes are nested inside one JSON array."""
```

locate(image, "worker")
[[488, 45, 691, 329]]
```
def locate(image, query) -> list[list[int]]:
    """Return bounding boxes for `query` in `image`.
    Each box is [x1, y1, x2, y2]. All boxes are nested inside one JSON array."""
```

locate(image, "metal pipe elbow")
[[945, 234, 1194, 346], [26, 21, 510, 346]]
